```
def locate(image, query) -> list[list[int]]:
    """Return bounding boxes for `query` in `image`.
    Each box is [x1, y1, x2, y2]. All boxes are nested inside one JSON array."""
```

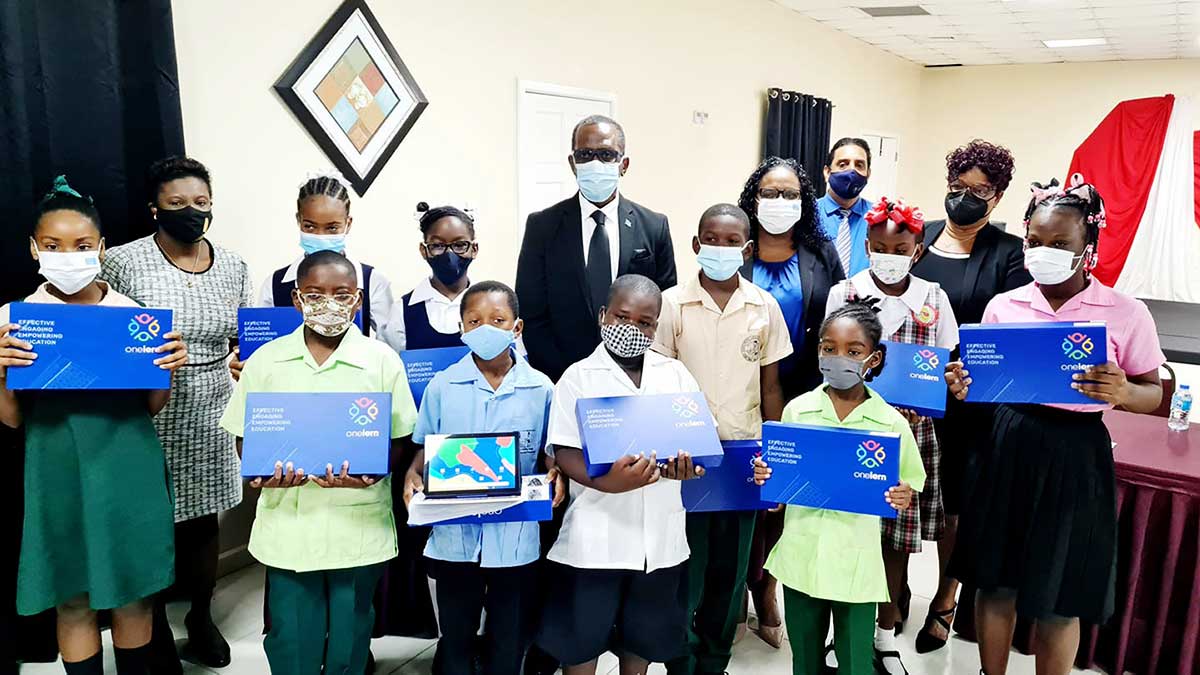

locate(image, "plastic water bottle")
[[1168, 385, 1192, 432]]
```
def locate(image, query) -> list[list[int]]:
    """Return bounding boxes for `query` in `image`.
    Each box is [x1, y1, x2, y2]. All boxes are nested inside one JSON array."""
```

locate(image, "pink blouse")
[[981, 280, 1166, 413]]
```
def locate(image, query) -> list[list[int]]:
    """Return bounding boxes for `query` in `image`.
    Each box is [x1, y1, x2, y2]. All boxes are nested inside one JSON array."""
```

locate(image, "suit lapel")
[[962, 224, 995, 301], [798, 247, 819, 321], [617, 196, 636, 275], [558, 199, 590, 312]]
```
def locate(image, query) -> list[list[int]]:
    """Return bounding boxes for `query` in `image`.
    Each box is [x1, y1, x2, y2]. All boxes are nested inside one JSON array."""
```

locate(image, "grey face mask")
[[819, 354, 871, 390]]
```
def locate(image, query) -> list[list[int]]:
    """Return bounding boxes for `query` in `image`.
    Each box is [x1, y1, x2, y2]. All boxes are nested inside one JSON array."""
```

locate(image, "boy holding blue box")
[[400, 281, 559, 675], [537, 275, 705, 675], [219, 251, 417, 675], [825, 197, 957, 673], [653, 205, 792, 675]]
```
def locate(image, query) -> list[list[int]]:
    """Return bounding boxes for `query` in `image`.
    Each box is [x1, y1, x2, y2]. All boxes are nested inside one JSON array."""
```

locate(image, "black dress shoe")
[[181, 612, 231, 668]]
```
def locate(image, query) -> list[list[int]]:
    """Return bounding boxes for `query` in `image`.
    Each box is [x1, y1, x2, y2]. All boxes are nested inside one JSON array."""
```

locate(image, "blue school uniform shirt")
[[414, 350, 554, 567], [816, 194, 873, 276]]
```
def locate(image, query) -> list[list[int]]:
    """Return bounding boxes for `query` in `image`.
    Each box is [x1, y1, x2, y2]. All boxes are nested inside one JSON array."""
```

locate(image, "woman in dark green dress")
[[0, 178, 188, 675]]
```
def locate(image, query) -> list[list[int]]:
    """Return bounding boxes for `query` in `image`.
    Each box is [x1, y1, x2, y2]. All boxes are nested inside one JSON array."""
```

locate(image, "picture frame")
[[273, 0, 427, 195]]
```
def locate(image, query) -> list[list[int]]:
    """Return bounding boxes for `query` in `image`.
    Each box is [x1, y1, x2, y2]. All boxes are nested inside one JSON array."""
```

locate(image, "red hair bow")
[[865, 196, 925, 234]]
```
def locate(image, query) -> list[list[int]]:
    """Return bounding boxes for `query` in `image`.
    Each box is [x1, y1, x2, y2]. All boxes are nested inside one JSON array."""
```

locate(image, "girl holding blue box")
[[753, 300, 926, 675], [1, 177, 188, 675], [945, 176, 1166, 675], [825, 197, 959, 675]]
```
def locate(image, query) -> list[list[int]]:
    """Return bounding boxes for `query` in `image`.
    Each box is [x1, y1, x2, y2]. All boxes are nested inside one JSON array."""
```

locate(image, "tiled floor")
[[21, 548, 1102, 674]]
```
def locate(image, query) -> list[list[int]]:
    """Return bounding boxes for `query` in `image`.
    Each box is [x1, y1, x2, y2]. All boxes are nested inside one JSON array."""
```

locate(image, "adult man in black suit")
[[516, 115, 677, 383]]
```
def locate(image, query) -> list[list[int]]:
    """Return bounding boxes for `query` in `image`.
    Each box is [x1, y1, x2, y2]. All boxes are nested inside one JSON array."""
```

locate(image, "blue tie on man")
[[817, 138, 875, 276]]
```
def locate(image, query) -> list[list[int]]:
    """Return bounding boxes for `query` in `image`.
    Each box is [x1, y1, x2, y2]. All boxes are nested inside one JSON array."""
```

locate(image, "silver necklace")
[[157, 235, 203, 288]]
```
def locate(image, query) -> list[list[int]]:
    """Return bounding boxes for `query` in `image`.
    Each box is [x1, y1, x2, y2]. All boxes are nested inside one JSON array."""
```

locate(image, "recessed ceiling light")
[[1043, 38, 1108, 48]]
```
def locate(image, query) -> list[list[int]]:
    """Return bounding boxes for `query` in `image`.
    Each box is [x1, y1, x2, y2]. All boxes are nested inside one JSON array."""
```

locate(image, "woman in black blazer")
[[910, 139, 1032, 653], [736, 156, 845, 647]]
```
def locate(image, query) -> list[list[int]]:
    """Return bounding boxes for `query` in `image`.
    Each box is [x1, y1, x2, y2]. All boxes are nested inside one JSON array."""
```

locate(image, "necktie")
[[586, 210, 612, 313], [836, 208, 853, 273]]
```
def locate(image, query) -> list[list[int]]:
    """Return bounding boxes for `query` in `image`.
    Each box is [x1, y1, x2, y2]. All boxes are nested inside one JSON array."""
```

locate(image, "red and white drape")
[[1067, 94, 1200, 302]]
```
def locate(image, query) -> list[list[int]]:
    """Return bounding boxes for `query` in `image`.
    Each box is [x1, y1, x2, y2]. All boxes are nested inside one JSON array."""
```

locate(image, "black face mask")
[[944, 191, 990, 227], [157, 206, 212, 243]]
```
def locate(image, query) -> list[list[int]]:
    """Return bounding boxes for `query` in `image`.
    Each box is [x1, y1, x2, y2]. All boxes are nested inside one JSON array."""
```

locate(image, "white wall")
[[170, 0, 924, 294], [912, 59, 1200, 232]]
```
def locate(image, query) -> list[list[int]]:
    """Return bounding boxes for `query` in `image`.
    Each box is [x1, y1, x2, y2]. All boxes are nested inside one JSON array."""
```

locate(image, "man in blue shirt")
[[402, 280, 559, 675], [817, 137, 875, 276]]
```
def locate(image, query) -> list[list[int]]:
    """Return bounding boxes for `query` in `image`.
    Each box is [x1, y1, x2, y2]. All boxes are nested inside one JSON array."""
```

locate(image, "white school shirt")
[[578, 192, 621, 281], [381, 276, 467, 353], [255, 254, 394, 335], [547, 344, 700, 572], [828, 270, 960, 350]]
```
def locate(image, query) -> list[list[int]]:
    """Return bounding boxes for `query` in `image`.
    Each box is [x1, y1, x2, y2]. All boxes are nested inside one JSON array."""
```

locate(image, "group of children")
[[1, 167, 1167, 675]]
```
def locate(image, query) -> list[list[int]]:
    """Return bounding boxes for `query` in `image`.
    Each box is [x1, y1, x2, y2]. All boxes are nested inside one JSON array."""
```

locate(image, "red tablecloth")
[[953, 410, 1200, 674]]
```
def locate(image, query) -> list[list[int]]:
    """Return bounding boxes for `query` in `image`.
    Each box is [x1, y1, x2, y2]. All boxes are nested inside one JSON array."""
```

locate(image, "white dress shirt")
[[255, 254, 394, 336], [832, 270, 959, 350], [547, 344, 700, 572], [381, 276, 467, 353], [579, 192, 621, 282]]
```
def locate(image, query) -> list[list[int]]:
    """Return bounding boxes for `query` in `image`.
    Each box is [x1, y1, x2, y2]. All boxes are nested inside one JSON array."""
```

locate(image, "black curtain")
[[0, 1, 185, 668], [0, 0, 185, 305], [763, 88, 834, 196]]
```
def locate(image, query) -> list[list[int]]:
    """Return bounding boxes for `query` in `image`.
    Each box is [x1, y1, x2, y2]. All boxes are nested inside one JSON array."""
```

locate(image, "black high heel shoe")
[[914, 602, 957, 654]]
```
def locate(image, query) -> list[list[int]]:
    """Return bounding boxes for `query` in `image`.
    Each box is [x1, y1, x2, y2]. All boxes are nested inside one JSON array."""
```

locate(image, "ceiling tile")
[[771, 0, 1196, 66]]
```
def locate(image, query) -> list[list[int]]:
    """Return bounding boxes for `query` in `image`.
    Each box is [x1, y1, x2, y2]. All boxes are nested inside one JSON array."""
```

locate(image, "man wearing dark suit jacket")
[[516, 114, 677, 383]]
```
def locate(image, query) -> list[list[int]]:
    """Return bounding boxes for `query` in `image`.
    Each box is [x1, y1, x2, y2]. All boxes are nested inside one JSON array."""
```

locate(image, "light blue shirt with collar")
[[816, 193, 874, 277], [414, 349, 554, 567]]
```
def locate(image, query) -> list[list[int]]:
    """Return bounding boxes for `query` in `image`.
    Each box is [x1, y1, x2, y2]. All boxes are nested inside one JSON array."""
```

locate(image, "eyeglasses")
[[757, 187, 803, 200], [298, 292, 359, 306], [948, 181, 998, 201], [422, 241, 475, 256], [572, 148, 623, 164]]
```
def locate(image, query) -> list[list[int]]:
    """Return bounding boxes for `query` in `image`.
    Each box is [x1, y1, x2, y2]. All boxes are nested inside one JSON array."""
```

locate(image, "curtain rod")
[[767, 88, 835, 108]]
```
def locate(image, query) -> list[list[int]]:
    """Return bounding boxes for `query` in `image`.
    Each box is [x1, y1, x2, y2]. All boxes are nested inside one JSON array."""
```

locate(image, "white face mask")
[[1024, 245, 1087, 286], [36, 250, 102, 295], [868, 252, 914, 285], [757, 197, 803, 235]]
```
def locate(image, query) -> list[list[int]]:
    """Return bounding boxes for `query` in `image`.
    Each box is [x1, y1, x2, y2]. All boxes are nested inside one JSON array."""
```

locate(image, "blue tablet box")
[[401, 346, 470, 406], [960, 321, 1107, 405], [870, 341, 950, 418], [238, 307, 362, 360], [760, 421, 900, 519], [682, 440, 774, 512], [241, 392, 392, 477], [6, 303, 173, 390], [575, 392, 723, 478], [434, 476, 555, 525]]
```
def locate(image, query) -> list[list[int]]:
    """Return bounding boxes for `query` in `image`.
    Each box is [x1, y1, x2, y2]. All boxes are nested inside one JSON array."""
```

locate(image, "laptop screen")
[[423, 432, 522, 498]]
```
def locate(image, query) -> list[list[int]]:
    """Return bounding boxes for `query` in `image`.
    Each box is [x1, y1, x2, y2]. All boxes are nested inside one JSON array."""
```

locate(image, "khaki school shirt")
[[653, 273, 793, 440]]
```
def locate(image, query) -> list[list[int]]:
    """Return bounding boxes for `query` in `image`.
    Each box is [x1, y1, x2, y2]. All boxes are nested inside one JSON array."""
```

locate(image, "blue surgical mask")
[[461, 324, 515, 360], [575, 160, 620, 203], [300, 232, 346, 255], [696, 243, 748, 282], [828, 169, 868, 200]]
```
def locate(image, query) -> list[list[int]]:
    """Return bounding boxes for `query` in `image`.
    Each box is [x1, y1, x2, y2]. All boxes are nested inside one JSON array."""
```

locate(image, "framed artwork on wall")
[[274, 0, 427, 195]]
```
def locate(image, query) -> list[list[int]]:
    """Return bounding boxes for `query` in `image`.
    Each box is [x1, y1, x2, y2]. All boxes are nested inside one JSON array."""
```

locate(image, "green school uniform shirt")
[[765, 385, 926, 604], [220, 326, 417, 573]]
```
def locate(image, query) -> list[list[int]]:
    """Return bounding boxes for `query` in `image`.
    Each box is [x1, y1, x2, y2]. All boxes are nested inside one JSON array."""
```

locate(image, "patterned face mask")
[[299, 292, 359, 337], [600, 321, 654, 359]]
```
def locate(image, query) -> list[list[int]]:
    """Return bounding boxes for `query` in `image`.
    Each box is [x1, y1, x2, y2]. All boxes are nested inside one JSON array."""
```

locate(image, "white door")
[[517, 81, 617, 237], [860, 133, 899, 204]]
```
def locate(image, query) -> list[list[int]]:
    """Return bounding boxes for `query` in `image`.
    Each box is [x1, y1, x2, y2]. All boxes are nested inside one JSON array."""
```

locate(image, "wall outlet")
[[692, 110, 709, 125]]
